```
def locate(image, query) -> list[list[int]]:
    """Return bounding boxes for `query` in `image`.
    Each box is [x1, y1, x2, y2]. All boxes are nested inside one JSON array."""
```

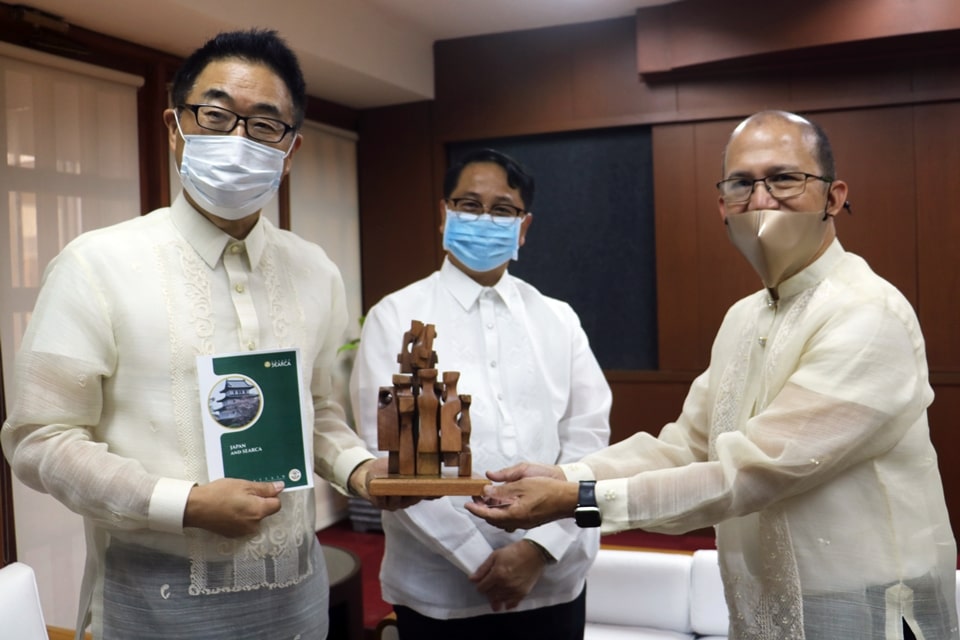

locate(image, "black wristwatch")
[[574, 480, 602, 528]]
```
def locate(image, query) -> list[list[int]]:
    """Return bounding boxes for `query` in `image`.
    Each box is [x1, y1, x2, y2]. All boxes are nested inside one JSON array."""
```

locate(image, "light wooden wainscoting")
[[48, 626, 91, 640]]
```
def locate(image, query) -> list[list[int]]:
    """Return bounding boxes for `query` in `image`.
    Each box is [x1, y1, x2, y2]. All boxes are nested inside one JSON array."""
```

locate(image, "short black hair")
[[806, 118, 836, 180], [443, 149, 535, 209], [170, 29, 307, 127]]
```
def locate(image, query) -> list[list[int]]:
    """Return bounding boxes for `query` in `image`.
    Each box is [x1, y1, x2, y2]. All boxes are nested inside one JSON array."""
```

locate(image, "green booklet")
[[197, 348, 312, 491]]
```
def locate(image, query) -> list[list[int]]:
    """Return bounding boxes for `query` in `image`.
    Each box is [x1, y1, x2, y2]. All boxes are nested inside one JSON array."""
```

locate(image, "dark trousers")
[[394, 587, 586, 640], [903, 618, 917, 640]]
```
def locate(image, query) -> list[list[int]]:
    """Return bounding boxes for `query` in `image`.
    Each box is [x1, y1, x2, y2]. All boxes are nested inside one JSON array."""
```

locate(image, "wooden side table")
[[323, 544, 364, 640]]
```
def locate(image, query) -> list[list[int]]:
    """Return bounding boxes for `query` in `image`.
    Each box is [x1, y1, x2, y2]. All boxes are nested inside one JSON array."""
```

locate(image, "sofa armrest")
[[0, 562, 47, 640]]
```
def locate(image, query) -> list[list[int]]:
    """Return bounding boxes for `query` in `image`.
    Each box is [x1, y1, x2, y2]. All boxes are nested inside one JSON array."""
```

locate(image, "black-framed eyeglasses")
[[179, 104, 296, 144], [716, 172, 832, 204], [447, 198, 525, 226]]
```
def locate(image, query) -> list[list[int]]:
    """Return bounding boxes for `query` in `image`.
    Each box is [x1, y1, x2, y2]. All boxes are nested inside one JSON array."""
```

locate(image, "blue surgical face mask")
[[442, 208, 522, 273]]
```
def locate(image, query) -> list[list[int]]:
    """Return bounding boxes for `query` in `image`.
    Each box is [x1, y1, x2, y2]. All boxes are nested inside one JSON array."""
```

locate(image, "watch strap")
[[578, 480, 597, 508]]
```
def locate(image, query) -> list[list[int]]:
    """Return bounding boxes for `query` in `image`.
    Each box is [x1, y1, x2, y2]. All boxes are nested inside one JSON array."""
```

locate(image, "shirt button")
[[486, 323, 494, 330], [235, 283, 245, 293], [247, 341, 257, 351], [230, 244, 241, 254], [490, 361, 497, 368]]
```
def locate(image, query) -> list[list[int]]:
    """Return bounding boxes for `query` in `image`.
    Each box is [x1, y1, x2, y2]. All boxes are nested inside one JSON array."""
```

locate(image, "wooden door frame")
[[0, 340, 16, 567]]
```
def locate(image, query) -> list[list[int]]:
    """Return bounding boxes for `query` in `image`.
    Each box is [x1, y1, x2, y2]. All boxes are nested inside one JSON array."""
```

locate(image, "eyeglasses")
[[716, 172, 832, 204], [179, 104, 296, 144], [447, 198, 525, 226]]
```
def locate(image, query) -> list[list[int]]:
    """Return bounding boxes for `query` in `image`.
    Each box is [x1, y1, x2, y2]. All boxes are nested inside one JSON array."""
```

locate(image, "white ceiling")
[[15, 0, 679, 109]]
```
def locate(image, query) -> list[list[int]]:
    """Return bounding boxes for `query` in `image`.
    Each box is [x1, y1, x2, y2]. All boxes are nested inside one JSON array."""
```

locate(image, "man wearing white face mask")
[[350, 149, 611, 640], [1, 29, 410, 640], [467, 112, 958, 640]]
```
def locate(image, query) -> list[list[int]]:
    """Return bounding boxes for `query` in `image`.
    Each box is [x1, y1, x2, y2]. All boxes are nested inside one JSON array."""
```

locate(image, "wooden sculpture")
[[368, 320, 488, 496]]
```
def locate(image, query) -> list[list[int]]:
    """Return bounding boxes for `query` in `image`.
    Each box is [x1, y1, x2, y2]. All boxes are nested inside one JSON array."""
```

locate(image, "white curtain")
[[288, 120, 362, 341], [287, 120, 362, 528], [0, 42, 143, 393], [0, 42, 143, 629]]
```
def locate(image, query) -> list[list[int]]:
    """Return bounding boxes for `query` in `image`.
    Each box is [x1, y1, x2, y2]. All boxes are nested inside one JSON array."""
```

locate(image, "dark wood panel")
[[434, 26, 576, 141], [608, 377, 692, 445], [137, 62, 178, 213], [569, 18, 676, 121], [0, 340, 14, 567], [810, 108, 917, 302], [356, 101, 440, 311], [635, 0, 960, 75], [915, 102, 960, 370], [305, 97, 359, 134], [435, 14, 960, 143], [652, 125, 702, 371]]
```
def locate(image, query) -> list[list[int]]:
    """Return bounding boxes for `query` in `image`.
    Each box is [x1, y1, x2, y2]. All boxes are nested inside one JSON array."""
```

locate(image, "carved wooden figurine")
[[416, 368, 441, 475], [412, 323, 438, 371], [370, 319, 488, 496], [377, 387, 400, 474], [396, 320, 424, 374], [457, 394, 472, 477], [440, 371, 462, 467], [393, 373, 416, 476]]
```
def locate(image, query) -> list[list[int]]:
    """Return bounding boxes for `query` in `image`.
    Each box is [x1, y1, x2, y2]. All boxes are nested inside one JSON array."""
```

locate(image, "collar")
[[774, 238, 845, 300], [439, 257, 522, 316], [169, 193, 267, 269]]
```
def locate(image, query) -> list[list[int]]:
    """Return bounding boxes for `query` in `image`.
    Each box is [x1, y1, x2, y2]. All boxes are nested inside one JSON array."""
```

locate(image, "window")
[[0, 43, 142, 595], [0, 42, 142, 394]]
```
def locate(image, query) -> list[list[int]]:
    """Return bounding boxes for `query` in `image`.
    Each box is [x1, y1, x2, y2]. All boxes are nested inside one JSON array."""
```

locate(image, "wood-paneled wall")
[[356, 8, 960, 539]]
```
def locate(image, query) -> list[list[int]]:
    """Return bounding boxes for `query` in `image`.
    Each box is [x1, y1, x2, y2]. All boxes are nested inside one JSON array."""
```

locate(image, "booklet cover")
[[197, 348, 312, 491]]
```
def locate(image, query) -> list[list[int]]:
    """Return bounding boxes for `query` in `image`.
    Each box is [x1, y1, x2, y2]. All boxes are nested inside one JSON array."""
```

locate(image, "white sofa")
[[0, 562, 48, 640], [377, 548, 726, 640], [585, 548, 728, 640], [379, 549, 960, 639]]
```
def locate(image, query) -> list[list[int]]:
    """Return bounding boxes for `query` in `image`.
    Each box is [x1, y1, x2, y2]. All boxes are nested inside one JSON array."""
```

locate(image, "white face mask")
[[175, 113, 292, 221], [725, 209, 829, 292]]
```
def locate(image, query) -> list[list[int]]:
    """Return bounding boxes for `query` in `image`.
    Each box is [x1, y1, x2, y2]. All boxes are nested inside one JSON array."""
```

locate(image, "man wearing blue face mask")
[[1, 29, 410, 640], [349, 149, 611, 640]]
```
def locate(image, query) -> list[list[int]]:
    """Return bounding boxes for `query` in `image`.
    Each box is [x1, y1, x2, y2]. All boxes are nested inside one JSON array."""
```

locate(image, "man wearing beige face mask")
[[465, 110, 958, 640], [719, 110, 847, 301]]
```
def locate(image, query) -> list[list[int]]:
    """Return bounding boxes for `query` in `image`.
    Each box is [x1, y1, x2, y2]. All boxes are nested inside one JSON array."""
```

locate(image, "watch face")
[[575, 506, 602, 528]]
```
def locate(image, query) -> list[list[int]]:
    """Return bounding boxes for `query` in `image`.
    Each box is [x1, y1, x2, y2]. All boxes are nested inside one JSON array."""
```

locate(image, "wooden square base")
[[368, 474, 490, 497]]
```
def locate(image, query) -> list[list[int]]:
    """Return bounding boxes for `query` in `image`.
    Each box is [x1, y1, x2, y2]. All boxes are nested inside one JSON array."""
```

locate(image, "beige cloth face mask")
[[725, 209, 828, 295]]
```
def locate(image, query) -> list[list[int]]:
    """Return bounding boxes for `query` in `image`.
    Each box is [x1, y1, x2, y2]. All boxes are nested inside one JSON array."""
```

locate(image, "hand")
[[348, 457, 423, 511], [485, 461, 566, 483], [464, 477, 579, 532], [183, 478, 284, 537], [469, 540, 546, 611]]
